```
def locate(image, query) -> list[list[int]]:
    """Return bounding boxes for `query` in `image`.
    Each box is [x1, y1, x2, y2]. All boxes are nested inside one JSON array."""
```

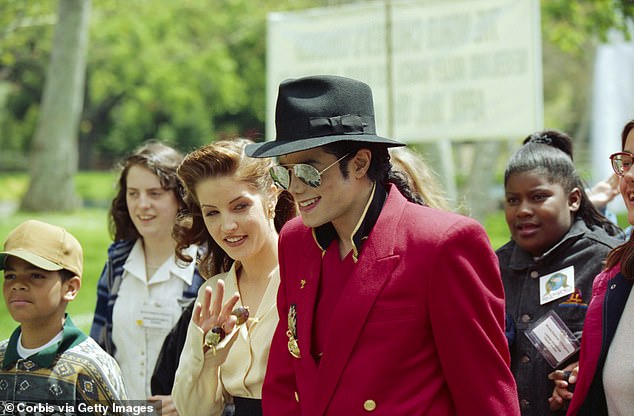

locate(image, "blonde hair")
[[389, 147, 450, 211]]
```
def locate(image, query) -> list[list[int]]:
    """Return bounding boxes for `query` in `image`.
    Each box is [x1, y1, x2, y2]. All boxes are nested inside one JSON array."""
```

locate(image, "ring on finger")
[[204, 326, 226, 349]]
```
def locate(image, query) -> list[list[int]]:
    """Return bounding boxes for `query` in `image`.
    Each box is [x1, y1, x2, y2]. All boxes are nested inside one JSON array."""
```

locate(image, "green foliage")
[[542, 0, 634, 55], [1, 0, 633, 169], [0, 170, 117, 203], [0, 172, 27, 202], [484, 210, 512, 250], [75, 170, 117, 205]]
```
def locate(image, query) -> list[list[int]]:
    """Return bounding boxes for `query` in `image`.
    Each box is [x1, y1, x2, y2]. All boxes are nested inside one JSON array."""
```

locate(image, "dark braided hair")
[[321, 141, 424, 205], [506, 130, 621, 238]]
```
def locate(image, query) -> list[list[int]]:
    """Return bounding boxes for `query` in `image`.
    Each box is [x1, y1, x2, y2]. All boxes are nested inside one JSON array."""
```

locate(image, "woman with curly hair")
[[171, 138, 295, 416]]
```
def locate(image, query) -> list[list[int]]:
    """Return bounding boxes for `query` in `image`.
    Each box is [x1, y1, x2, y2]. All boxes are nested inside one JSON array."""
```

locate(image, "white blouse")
[[112, 239, 197, 399], [172, 262, 280, 416]]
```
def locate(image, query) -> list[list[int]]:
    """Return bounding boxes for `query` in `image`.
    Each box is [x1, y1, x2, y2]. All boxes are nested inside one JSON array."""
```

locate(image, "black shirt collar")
[[312, 182, 387, 262]]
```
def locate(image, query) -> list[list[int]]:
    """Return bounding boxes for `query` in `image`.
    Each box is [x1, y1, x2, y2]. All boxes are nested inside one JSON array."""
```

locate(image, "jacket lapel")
[[311, 188, 405, 415], [602, 272, 634, 356], [580, 272, 634, 415]]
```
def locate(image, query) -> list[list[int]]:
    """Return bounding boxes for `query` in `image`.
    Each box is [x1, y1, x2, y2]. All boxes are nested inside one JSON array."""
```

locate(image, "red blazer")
[[263, 186, 519, 415]]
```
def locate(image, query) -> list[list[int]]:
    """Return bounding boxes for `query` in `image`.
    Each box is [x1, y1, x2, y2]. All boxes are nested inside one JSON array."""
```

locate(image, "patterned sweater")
[[0, 316, 127, 414]]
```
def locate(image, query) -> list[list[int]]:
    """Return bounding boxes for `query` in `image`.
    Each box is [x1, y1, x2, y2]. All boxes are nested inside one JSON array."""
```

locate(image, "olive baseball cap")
[[0, 220, 83, 277]]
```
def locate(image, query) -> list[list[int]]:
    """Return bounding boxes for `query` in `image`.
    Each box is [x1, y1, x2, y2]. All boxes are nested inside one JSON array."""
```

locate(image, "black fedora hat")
[[245, 75, 405, 158]]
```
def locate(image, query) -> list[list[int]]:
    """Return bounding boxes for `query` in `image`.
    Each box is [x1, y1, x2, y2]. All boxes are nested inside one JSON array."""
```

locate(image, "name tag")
[[139, 303, 174, 329], [525, 310, 580, 368], [539, 265, 575, 305]]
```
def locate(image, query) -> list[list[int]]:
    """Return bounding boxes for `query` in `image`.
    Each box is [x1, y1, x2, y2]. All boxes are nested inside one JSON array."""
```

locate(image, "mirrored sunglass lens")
[[270, 166, 290, 189], [294, 164, 321, 188]]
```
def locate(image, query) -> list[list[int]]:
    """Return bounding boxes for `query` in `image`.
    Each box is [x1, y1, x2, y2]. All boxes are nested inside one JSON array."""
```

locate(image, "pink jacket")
[[567, 265, 632, 415]]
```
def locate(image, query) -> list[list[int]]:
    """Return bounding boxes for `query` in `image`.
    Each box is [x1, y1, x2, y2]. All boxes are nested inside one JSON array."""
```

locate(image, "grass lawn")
[[0, 210, 110, 339], [0, 171, 116, 340]]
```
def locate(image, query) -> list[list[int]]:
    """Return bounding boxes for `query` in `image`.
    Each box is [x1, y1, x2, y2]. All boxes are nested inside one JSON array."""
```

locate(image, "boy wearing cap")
[[246, 75, 520, 415], [0, 220, 128, 410]]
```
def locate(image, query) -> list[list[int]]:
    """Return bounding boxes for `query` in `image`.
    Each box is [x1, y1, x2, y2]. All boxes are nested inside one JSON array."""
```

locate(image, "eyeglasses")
[[269, 153, 350, 190], [609, 151, 634, 176]]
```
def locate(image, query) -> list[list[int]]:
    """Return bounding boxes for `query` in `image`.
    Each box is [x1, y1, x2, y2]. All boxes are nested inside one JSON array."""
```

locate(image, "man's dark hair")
[[322, 141, 424, 205]]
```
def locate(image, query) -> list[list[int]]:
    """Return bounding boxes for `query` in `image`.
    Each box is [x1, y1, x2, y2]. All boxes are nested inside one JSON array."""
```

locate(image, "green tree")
[[20, 0, 90, 211], [0, 1, 56, 169], [1, 0, 632, 176], [80, 0, 319, 167]]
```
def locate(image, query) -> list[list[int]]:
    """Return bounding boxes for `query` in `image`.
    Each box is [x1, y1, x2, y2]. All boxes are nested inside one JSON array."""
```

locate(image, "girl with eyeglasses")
[[170, 138, 295, 416], [497, 131, 621, 416], [565, 119, 634, 415]]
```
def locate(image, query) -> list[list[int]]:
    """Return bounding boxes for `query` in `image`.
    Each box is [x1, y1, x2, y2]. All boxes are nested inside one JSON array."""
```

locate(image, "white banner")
[[267, 0, 542, 142]]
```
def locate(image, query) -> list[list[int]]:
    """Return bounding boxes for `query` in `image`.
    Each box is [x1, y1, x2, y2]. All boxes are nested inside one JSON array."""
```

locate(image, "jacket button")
[[521, 314, 531, 323], [611, 284, 617, 290], [520, 399, 530, 410], [363, 400, 376, 411], [521, 355, 531, 363], [530, 271, 539, 278], [294, 391, 299, 402]]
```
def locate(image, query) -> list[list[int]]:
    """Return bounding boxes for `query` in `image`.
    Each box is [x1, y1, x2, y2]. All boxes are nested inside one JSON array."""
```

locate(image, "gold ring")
[[204, 326, 226, 349]]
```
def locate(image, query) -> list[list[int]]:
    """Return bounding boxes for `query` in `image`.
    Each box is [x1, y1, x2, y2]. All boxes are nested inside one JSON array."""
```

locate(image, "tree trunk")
[[20, 0, 91, 212], [465, 140, 500, 223]]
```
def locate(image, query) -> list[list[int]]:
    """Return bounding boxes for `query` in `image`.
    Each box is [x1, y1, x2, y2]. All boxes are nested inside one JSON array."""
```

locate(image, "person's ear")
[[568, 187, 582, 212], [351, 149, 372, 179], [63, 276, 81, 302]]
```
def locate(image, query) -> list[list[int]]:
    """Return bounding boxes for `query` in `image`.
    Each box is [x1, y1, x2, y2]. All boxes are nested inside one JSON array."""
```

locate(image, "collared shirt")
[[17, 330, 63, 358], [311, 241, 355, 362], [112, 239, 198, 399], [309, 183, 385, 361], [312, 182, 386, 262], [90, 240, 204, 358], [0, 316, 127, 406], [172, 262, 280, 416]]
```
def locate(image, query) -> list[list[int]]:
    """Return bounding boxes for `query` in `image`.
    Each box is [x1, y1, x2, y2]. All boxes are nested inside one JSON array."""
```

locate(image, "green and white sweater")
[[0, 316, 128, 413]]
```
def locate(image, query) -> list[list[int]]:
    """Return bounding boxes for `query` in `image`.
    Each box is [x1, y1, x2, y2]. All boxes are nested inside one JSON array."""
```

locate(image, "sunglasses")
[[609, 151, 634, 176], [269, 153, 350, 190]]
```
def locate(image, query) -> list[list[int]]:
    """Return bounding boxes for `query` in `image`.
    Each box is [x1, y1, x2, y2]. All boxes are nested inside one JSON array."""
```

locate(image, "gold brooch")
[[287, 304, 301, 358]]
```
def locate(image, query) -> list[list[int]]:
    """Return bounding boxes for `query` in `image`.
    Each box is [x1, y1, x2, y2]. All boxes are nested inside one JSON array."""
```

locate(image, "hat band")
[[309, 114, 373, 137]]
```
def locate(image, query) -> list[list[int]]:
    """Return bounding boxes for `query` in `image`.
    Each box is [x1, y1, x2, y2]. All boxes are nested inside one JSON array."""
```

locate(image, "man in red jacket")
[[246, 75, 519, 415]]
